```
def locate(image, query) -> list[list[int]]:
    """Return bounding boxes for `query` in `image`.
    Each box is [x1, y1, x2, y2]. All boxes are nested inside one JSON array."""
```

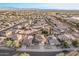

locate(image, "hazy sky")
[[0, 3, 79, 10]]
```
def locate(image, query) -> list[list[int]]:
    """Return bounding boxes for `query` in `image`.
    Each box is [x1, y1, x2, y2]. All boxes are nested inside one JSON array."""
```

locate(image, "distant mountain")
[[0, 7, 79, 11]]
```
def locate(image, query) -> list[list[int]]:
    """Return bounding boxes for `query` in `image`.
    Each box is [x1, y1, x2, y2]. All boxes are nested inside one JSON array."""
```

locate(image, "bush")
[[19, 52, 30, 56], [5, 38, 21, 48], [56, 52, 65, 56], [63, 41, 69, 48], [4, 38, 12, 41], [72, 40, 79, 47], [5, 40, 14, 47], [14, 40, 21, 48], [76, 23, 79, 28], [41, 29, 48, 36]]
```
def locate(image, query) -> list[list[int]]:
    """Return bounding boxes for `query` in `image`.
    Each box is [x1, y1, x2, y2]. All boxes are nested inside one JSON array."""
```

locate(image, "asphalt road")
[[23, 52, 60, 56], [0, 47, 60, 56], [0, 46, 79, 56], [0, 47, 16, 56]]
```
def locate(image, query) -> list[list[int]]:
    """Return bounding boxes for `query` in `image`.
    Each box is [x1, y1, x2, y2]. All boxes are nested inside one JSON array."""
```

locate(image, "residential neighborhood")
[[0, 7, 79, 56]]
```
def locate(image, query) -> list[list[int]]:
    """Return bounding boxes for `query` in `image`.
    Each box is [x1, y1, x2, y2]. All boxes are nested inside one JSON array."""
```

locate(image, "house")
[[47, 35, 60, 45]]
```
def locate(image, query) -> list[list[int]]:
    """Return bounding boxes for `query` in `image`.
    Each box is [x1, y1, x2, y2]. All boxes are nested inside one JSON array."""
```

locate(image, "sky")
[[0, 3, 79, 10]]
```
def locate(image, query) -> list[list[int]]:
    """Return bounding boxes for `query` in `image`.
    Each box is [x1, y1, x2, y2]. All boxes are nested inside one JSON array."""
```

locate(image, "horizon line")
[[0, 3, 79, 10]]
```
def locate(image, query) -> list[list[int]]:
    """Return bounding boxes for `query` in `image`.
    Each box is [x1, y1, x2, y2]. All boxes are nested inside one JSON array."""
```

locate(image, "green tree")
[[72, 40, 79, 47], [63, 41, 69, 48], [14, 40, 21, 48], [41, 29, 48, 36], [5, 40, 13, 47]]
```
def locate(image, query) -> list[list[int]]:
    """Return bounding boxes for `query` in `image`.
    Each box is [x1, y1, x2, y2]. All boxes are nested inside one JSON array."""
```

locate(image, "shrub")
[[5, 40, 13, 47], [5, 38, 21, 48], [41, 29, 48, 36], [76, 23, 79, 28], [63, 41, 69, 48], [14, 40, 21, 48], [72, 40, 79, 47], [19, 52, 30, 56]]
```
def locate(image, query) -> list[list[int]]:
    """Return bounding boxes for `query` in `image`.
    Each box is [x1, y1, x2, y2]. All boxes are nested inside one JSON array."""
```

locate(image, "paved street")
[[17, 45, 79, 52], [0, 45, 79, 56], [0, 47, 16, 56]]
